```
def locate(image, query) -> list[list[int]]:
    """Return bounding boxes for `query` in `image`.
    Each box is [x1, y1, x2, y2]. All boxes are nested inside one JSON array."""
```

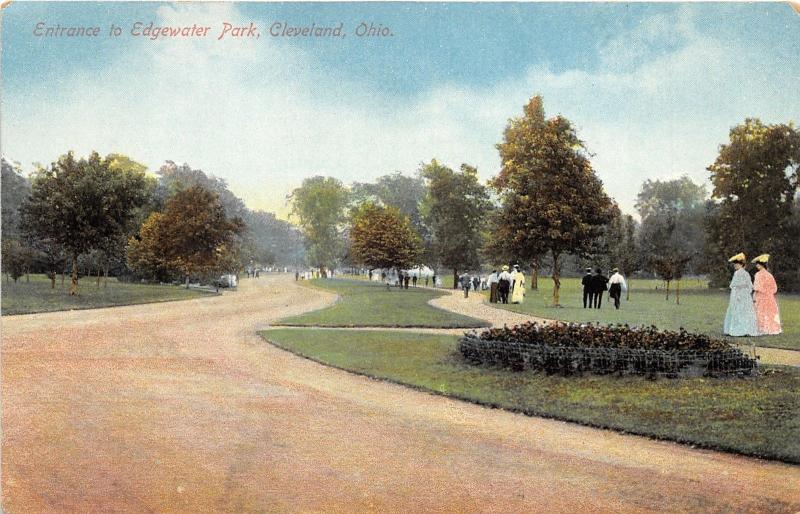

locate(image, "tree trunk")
[[676, 279, 680, 305], [50, 272, 56, 289], [665, 280, 670, 301], [552, 252, 562, 306], [103, 264, 109, 288], [26, 272, 30, 283], [70, 253, 79, 296], [185, 275, 190, 289], [531, 258, 539, 290], [626, 279, 631, 301], [452, 269, 458, 290], [96, 267, 101, 287]]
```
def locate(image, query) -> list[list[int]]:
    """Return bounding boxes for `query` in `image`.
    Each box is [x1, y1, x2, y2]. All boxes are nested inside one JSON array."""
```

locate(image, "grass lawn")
[[1, 274, 215, 315], [278, 278, 486, 328], [262, 328, 800, 463], [487, 277, 800, 351]]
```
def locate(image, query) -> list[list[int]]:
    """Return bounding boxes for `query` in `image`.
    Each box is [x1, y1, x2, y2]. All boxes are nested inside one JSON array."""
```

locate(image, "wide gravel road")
[[3, 275, 799, 513]]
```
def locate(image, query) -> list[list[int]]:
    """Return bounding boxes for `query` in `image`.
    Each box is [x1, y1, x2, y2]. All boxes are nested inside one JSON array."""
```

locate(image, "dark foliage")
[[458, 322, 757, 377]]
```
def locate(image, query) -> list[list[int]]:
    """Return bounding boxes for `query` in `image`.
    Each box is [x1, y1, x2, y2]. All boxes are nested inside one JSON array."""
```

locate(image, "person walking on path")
[[472, 275, 480, 293], [404, 273, 410, 289], [412, 274, 418, 287], [590, 268, 608, 308], [498, 266, 512, 304], [608, 267, 627, 310], [510, 265, 525, 304], [723, 253, 759, 337], [459, 272, 472, 298], [488, 270, 499, 303], [752, 254, 782, 335], [581, 267, 593, 308]]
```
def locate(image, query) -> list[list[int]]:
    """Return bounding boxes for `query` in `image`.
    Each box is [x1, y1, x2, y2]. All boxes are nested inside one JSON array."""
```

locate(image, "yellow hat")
[[751, 254, 770, 264], [502, 265, 509, 271], [728, 252, 746, 263]]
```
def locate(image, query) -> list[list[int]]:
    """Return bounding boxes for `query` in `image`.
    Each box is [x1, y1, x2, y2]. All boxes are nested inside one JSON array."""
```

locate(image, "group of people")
[[485, 265, 525, 304], [581, 267, 627, 309], [724, 253, 782, 336]]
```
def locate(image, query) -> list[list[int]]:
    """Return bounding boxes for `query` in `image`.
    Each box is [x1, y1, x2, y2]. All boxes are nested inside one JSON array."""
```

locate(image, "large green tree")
[[705, 119, 800, 290], [491, 95, 613, 306], [290, 176, 349, 272], [127, 185, 244, 286], [420, 160, 491, 287], [349, 202, 422, 272], [20, 151, 151, 295]]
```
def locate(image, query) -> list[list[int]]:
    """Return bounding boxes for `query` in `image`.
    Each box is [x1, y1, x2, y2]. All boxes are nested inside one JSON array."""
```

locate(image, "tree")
[[349, 202, 422, 273], [1, 157, 30, 240], [491, 95, 613, 306], [420, 160, 491, 288], [597, 206, 639, 301], [705, 119, 800, 290], [290, 176, 349, 273], [636, 175, 706, 277], [639, 212, 692, 303], [20, 151, 151, 295], [128, 186, 244, 286], [1, 158, 35, 282]]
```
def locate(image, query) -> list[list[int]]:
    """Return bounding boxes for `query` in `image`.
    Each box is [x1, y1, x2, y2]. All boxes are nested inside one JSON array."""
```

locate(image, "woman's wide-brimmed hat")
[[728, 252, 746, 263], [502, 265, 509, 271], [612, 267, 619, 272], [752, 254, 770, 264]]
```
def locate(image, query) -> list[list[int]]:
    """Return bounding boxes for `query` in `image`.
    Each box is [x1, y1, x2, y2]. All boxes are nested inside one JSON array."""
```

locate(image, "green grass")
[[262, 328, 800, 463], [1, 274, 215, 315], [486, 277, 800, 350], [278, 278, 486, 328]]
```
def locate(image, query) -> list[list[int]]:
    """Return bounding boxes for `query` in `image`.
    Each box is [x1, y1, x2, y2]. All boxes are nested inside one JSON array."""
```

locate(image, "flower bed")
[[458, 322, 758, 377]]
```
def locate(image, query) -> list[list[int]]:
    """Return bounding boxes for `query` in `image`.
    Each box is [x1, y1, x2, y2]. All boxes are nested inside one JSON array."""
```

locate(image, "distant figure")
[[295, 271, 299, 281], [488, 269, 499, 303], [404, 273, 410, 289], [425, 276, 429, 287], [723, 253, 759, 336], [752, 254, 782, 335], [498, 265, 512, 304], [369, 269, 373, 281], [412, 275, 418, 287], [435, 276, 442, 288], [590, 268, 608, 308], [510, 265, 525, 304], [608, 267, 627, 310], [472, 275, 480, 292], [459, 272, 471, 298], [581, 267, 593, 308]]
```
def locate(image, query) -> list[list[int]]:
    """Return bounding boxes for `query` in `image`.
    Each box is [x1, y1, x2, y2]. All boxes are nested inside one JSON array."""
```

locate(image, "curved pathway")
[[3, 275, 799, 513]]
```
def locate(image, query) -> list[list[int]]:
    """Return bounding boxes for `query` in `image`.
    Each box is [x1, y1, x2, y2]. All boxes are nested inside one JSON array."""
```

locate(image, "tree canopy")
[[349, 202, 422, 271], [20, 151, 152, 294], [420, 160, 491, 285], [290, 176, 350, 271], [127, 185, 244, 285], [705, 118, 800, 289], [491, 95, 613, 305]]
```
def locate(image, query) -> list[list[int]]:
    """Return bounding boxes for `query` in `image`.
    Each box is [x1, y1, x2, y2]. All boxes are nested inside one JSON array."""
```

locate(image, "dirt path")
[[3, 275, 799, 513], [431, 287, 800, 367]]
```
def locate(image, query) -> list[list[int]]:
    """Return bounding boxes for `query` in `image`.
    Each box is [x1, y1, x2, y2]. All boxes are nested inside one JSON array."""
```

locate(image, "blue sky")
[[3, 2, 799, 218]]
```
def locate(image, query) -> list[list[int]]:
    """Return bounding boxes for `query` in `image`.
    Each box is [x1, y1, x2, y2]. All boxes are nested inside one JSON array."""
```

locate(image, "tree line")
[[1, 154, 305, 294], [289, 95, 800, 303]]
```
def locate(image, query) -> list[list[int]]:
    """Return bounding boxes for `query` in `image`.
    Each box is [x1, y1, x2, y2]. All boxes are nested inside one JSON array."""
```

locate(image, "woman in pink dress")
[[752, 254, 782, 335]]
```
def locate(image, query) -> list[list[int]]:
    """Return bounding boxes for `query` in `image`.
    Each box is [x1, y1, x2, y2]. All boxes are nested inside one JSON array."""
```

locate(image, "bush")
[[458, 322, 757, 378]]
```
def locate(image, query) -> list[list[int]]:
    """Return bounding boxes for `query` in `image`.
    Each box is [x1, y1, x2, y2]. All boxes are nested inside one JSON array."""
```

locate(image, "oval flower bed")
[[458, 322, 758, 378]]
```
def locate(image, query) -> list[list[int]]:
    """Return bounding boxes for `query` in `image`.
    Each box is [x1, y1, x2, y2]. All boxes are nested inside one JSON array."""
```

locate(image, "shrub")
[[458, 322, 757, 378]]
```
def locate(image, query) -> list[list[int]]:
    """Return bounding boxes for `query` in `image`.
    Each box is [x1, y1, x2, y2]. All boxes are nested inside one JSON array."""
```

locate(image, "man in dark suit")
[[590, 268, 608, 308], [581, 267, 593, 308]]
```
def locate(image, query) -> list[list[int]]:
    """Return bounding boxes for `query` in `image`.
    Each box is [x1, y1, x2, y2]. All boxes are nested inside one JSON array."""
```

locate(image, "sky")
[[3, 2, 799, 220]]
